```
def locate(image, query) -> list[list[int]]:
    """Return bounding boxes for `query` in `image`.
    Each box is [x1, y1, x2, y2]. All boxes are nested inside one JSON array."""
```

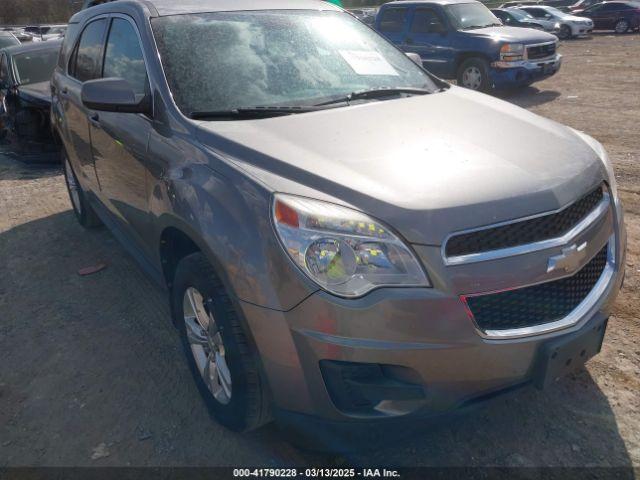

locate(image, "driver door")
[[90, 15, 153, 255], [404, 7, 452, 77]]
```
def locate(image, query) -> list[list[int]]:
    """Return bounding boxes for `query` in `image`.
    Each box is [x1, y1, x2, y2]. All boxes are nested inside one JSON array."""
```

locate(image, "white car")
[[519, 5, 594, 38]]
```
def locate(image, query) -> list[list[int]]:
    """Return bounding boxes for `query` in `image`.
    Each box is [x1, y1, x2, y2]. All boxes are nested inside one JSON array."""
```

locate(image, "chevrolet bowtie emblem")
[[547, 242, 588, 274]]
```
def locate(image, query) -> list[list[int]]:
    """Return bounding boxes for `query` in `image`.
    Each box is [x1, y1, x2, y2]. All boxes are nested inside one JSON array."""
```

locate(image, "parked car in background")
[[567, 0, 602, 12], [41, 25, 68, 41], [375, 0, 561, 91], [574, 1, 640, 32], [6, 28, 36, 43], [0, 40, 62, 163], [349, 8, 378, 26], [491, 7, 548, 29], [22, 25, 67, 42], [0, 32, 20, 49], [500, 1, 543, 7], [543, 0, 582, 10], [520, 5, 594, 37], [53, 0, 626, 439]]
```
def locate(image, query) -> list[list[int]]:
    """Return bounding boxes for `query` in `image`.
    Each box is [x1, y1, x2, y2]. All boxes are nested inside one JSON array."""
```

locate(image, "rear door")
[[404, 6, 452, 77], [90, 15, 153, 252], [62, 17, 108, 193], [376, 6, 410, 45]]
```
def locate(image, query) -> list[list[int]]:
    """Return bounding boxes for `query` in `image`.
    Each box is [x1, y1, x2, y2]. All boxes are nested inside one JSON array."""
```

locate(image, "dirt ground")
[[0, 33, 639, 470]]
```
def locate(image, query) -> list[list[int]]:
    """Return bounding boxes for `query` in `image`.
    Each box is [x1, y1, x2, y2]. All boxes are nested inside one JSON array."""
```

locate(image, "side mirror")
[[405, 52, 423, 66], [81, 78, 150, 114]]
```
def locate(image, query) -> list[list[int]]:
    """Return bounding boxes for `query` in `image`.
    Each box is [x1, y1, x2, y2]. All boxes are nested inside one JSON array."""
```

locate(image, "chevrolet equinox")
[[52, 0, 626, 435]]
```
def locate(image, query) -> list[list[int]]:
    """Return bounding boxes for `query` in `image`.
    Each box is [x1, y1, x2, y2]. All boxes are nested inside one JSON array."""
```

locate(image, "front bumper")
[[241, 214, 626, 424], [490, 54, 562, 89], [570, 23, 594, 35]]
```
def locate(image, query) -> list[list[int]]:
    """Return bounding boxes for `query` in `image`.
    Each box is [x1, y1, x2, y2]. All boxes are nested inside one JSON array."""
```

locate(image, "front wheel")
[[171, 253, 271, 432], [457, 58, 490, 92], [558, 24, 572, 39], [614, 19, 629, 34]]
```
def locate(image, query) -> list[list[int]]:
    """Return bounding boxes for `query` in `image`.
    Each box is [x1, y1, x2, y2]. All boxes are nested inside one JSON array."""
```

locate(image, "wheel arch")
[[454, 52, 492, 73]]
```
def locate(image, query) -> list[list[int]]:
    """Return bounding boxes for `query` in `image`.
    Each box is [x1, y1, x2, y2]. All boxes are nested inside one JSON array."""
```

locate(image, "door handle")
[[89, 113, 100, 127], [61, 87, 68, 95], [406, 37, 414, 44]]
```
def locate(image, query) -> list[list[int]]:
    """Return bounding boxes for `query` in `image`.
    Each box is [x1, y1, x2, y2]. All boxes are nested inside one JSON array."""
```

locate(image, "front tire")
[[614, 19, 629, 34], [171, 253, 270, 432], [62, 151, 102, 229], [457, 58, 490, 92], [558, 24, 572, 39]]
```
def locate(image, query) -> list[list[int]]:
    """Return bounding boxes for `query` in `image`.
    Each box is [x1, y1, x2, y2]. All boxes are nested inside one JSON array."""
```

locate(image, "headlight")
[[500, 43, 524, 61], [571, 129, 618, 199], [272, 194, 430, 297]]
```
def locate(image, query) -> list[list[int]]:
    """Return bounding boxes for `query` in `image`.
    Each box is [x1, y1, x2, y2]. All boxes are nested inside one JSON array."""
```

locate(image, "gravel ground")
[[0, 33, 638, 470]]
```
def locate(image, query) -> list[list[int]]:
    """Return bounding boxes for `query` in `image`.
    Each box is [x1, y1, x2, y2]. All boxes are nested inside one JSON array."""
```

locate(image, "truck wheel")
[[62, 150, 102, 229], [558, 24, 572, 39], [171, 252, 271, 432], [457, 58, 490, 92], [614, 19, 629, 33]]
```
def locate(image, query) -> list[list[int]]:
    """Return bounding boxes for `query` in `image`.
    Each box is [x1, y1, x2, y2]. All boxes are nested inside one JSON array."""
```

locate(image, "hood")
[[18, 81, 51, 107], [462, 25, 557, 43], [195, 87, 605, 246]]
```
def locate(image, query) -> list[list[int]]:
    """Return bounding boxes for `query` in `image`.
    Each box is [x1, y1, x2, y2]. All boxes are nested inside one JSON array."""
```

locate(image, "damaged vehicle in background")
[[0, 40, 61, 163]]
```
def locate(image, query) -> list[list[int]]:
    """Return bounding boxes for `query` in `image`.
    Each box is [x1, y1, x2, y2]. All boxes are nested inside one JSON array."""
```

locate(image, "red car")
[[574, 1, 640, 32]]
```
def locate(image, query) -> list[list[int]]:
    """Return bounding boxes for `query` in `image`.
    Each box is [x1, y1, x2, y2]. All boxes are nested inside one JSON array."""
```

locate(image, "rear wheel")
[[614, 18, 629, 33], [62, 151, 102, 228], [172, 253, 271, 432], [457, 58, 490, 92], [558, 24, 572, 39]]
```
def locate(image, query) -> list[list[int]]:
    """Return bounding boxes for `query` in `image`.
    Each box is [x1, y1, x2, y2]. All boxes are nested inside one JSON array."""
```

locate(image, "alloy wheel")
[[183, 287, 232, 405], [615, 19, 629, 33]]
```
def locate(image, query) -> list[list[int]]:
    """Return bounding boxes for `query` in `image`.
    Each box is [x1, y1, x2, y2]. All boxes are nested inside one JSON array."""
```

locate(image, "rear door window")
[[379, 7, 408, 32], [102, 18, 149, 97], [70, 18, 107, 82]]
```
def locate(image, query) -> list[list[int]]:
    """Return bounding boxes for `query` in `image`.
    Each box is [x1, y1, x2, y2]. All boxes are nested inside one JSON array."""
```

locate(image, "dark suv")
[[52, 0, 625, 438]]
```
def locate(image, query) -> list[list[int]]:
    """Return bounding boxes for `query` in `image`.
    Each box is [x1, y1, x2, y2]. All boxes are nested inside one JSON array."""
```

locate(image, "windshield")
[[445, 3, 501, 29], [508, 8, 535, 20], [151, 10, 437, 116], [13, 49, 59, 85], [543, 6, 565, 16]]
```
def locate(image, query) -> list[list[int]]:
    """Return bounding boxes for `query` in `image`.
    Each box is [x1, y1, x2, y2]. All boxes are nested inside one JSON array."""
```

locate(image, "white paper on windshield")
[[339, 50, 399, 76]]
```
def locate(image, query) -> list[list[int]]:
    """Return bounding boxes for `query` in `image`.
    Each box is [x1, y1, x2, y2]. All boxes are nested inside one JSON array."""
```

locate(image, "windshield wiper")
[[315, 87, 432, 107], [190, 105, 331, 120]]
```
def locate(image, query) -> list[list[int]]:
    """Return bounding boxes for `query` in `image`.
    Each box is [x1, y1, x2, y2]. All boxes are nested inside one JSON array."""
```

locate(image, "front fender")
[[152, 162, 318, 312]]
